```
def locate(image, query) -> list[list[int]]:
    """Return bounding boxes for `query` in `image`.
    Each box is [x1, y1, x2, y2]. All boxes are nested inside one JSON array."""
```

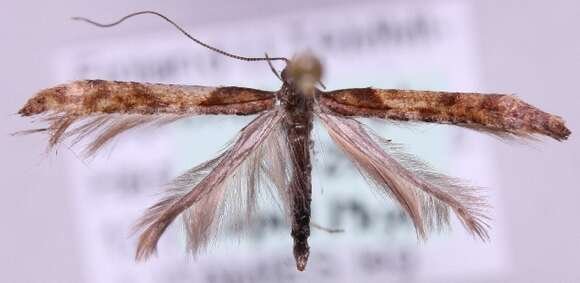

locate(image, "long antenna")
[[72, 11, 289, 63]]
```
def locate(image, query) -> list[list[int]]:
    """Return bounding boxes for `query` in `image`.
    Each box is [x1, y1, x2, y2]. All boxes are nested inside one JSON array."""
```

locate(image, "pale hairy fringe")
[[133, 109, 290, 260], [21, 113, 192, 157], [317, 112, 490, 240], [366, 116, 537, 146], [256, 126, 293, 220]]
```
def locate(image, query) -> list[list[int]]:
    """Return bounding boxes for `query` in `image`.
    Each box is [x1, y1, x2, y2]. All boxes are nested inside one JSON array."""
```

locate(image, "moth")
[[18, 11, 571, 271]]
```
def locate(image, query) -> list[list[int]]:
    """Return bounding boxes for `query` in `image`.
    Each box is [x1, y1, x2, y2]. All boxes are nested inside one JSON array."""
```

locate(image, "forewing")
[[317, 110, 489, 240], [134, 108, 293, 259], [318, 88, 571, 141], [18, 80, 276, 155]]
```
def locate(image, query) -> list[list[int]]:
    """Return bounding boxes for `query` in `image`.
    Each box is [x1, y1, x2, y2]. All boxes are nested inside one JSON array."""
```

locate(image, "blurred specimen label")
[[50, 3, 510, 283]]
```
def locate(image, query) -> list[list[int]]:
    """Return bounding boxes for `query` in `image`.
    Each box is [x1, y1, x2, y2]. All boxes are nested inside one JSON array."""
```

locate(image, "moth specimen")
[[18, 12, 571, 271]]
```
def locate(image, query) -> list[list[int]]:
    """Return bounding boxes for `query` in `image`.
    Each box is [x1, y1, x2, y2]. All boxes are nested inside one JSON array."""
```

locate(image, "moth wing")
[[17, 80, 276, 156], [317, 110, 489, 240], [134, 109, 293, 259], [318, 88, 570, 141]]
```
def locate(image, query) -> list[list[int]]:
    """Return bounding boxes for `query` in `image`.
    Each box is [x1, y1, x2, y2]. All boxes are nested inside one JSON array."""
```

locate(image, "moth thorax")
[[285, 52, 323, 96]]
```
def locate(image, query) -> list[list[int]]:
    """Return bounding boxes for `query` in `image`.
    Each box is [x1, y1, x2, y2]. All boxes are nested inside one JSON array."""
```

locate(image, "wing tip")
[[19, 85, 69, 117], [134, 224, 163, 262], [551, 120, 571, 141], [19, 96, 47, 117]]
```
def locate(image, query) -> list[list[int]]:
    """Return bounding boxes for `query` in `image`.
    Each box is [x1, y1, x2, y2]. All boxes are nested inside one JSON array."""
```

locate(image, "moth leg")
[[311, 221, 344, 234]]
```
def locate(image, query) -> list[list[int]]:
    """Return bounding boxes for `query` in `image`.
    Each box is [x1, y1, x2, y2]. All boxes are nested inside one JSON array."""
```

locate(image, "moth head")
[[282, 51, 323, 95]]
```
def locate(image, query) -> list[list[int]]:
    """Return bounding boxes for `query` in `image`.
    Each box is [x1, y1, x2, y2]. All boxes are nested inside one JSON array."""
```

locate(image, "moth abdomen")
[[279, 82, 315, 271]]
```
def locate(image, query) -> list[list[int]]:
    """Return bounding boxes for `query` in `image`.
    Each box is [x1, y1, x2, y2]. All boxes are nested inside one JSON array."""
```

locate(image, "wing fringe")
[[22, 113, 190, 156], [317, 111, 490, 240], [133, 109, 291, 260]]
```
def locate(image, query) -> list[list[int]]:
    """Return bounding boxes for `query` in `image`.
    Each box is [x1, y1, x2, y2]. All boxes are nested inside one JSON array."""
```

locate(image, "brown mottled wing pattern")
[[318, 88, 571, 141], [18, 80, 275, 155]]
